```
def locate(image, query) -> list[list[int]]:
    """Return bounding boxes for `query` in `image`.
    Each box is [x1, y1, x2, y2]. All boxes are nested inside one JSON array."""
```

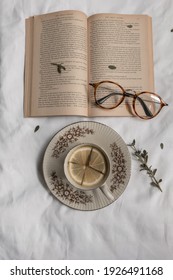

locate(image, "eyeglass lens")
[[95, 82, 124, 109], [134, 93, 161, 119]]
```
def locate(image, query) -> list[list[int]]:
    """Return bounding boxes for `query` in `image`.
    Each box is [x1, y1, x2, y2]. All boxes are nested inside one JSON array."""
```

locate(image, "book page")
[[87, 14, 154, 117], [24, 10, 88, 117]]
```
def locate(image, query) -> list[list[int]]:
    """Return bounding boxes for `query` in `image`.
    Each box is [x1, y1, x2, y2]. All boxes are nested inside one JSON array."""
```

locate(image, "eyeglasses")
[[89, 81, 168, 120]]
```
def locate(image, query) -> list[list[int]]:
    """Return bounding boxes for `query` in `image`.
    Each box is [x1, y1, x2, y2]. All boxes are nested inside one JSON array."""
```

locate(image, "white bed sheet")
[[0, 0, 173, 260]]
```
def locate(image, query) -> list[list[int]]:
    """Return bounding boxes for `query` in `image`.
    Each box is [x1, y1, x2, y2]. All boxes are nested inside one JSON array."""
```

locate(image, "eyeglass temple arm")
[[96, 91, 153, 117]]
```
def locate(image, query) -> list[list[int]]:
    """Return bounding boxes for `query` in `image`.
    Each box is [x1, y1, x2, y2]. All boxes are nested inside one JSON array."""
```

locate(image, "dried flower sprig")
[[51, 63, 66, 73], [128, 139, 162, 192]]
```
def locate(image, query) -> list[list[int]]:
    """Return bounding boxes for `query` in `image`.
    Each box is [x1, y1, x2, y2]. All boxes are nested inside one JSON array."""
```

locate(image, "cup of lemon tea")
[[64, 144, 110, 191]]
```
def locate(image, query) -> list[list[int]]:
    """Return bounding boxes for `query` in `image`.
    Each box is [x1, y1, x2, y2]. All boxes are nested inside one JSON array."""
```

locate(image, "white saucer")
[[43, 121, 131, 211]]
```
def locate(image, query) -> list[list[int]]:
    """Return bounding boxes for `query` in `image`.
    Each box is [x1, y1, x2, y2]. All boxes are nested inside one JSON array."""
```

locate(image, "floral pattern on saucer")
[[110, 142, 127, 192], [50, 171, 93, 205], [52, 126, 94, 158]]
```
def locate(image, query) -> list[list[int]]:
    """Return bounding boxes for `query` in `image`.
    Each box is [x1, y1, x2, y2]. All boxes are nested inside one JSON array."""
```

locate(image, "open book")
[[24, 10, 154, 117]]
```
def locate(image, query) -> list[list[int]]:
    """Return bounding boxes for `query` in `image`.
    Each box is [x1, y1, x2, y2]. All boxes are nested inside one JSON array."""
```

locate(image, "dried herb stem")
[[128, 139, 162, 192]]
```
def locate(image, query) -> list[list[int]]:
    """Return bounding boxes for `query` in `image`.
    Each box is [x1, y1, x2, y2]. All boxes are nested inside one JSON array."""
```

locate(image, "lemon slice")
[[69, 146, 92, 165], [68, 146, 92, 185], [68, 162, 85, 185], [89, 147, 106, 173], [82, 166, 104, 187], [67, 145, 107, 187]]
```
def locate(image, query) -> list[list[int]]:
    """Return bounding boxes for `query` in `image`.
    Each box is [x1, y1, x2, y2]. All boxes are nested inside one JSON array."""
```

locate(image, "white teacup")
[[64, 144, 114, 200]]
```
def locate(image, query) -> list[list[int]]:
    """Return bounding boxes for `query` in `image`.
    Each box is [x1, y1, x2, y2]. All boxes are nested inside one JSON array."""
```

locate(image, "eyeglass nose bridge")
[[124, 90, 137, 98]]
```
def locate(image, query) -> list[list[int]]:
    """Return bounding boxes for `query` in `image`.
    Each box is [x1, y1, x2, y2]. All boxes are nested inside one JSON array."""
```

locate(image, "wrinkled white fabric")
[[0, 0, 173, 260]]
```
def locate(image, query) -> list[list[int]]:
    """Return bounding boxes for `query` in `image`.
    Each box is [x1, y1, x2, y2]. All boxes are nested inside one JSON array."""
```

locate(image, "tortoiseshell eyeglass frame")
[[89, 80, 168, 120]]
